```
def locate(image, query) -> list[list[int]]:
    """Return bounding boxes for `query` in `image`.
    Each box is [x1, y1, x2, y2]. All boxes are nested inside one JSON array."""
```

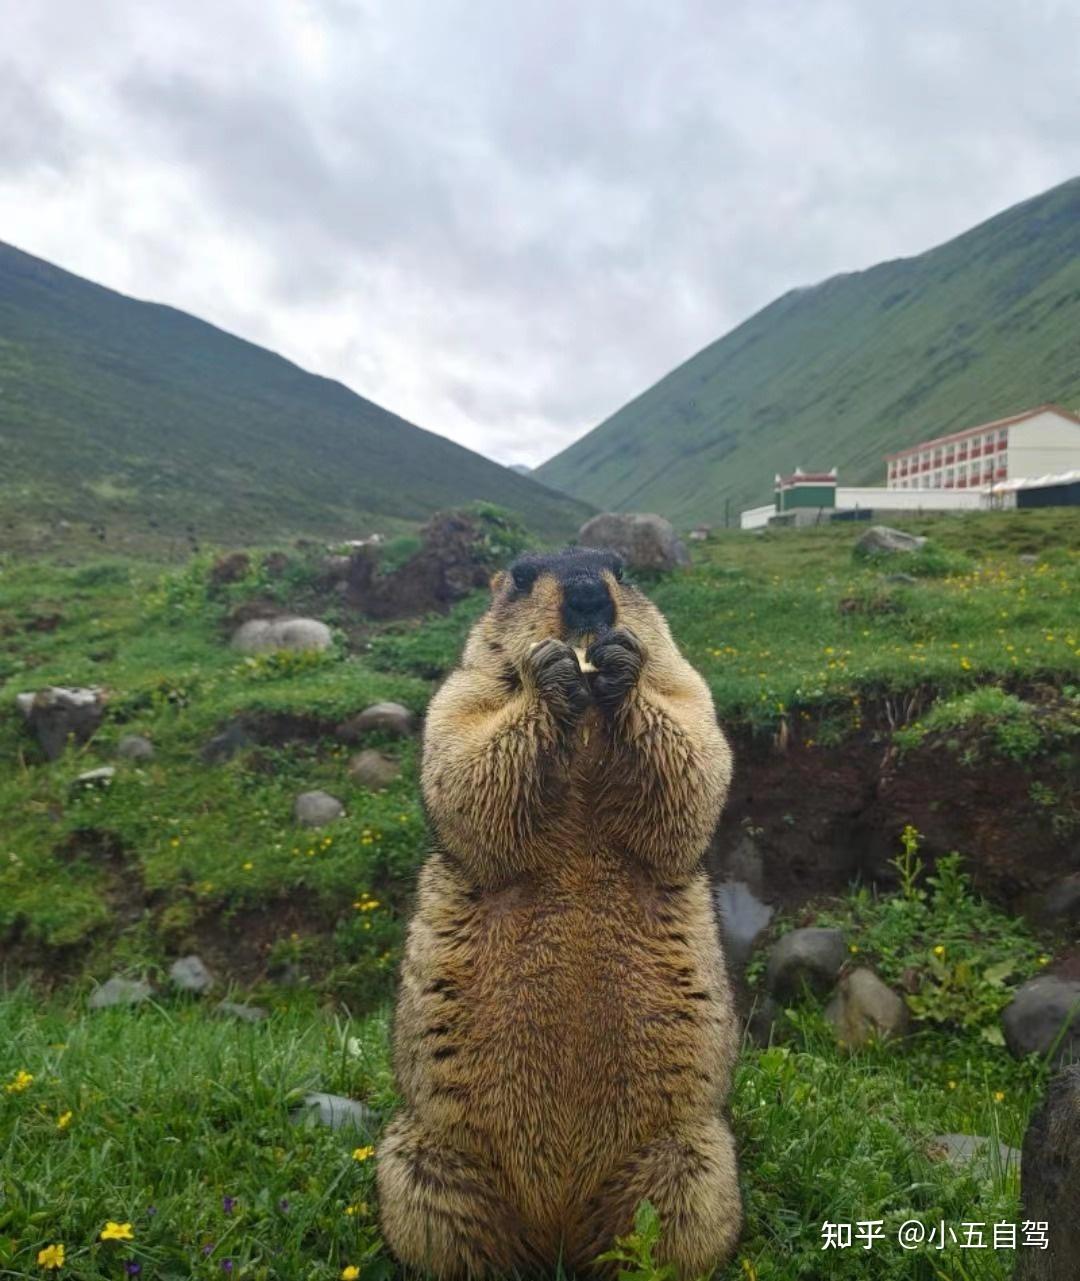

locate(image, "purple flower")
[[202, 1243, 215, 1257], [145, 1206, 157, 1218], [222, 1196, 237, 1215], [222, 1261, 234, 1274], [278, 1198, 290, 1213], [125, 1264, 141, 1277]]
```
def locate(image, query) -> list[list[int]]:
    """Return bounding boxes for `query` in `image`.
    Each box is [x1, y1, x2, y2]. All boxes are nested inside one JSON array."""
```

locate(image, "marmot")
[[377, 547, 741, 1277]]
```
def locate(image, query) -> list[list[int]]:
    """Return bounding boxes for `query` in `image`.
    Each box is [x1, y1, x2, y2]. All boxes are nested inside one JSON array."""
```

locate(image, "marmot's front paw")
[[586, 627, 644, 712], [526, 638, 590, 723]]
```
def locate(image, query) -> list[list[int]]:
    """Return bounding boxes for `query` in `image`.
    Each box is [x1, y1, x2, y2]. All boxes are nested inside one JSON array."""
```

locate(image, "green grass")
[[536, 176, 1080, 524], [1, 508, 1077, 1278], [0, 241, 592, 553]]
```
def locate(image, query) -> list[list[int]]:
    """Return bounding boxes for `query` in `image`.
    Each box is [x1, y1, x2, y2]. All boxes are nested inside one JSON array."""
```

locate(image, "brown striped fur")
[[377, 552, 741, 1277]]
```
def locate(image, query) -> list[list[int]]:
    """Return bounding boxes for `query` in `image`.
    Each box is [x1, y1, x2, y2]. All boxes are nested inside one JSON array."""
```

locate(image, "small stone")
[[169, 955, 214, 995], [295, 790, 345, 827], [347, 749, 401, 791], [231, 617, 332, 654], [927, 1133, 1021, 1174], [884, 572, 918, 586], [116, 734, 154, 762], [713, 881, 773, 967], [855, 525, 928, 556], [89, 976, 152, 1009], [291, 1092, 377, 1134], [1015, 1065, 1080, 1279], [1030, 875, 1080, 928], [16, 685, 106, 760], [1003, 977, 1080, 1066], [337, 702, 415, 741], [1018, 553, 1039, 566], [70, 766, 116, 791], [746, 995, 785, 1048], [214, 1001, 269, 1023], [201, 721, 253, 765], [765, 927, 847, 1000], [825, 968, 910, 1049]]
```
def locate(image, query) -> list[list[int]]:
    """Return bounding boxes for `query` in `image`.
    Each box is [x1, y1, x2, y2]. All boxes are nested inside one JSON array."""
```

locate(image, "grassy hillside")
[[536, 177, 1080, 524], [2, 513, 1078, 1277], [0, 242, 592, 550]]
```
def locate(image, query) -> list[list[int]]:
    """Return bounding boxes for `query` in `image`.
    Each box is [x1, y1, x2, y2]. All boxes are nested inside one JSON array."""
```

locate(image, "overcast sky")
[[3, 1, 1079, 467]]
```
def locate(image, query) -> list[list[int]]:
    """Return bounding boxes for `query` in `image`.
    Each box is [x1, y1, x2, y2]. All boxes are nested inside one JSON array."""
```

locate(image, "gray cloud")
[[2, 0, 1079, 465]]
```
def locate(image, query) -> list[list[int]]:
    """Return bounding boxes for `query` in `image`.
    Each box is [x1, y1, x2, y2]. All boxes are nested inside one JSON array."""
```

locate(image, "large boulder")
[[765, 928, 847, 1000], [89, 976, 152, 1010], [825, 968, 910, 1050], [169, 955, 214, 995], [1015, 1065, 1080, 1278], [927, 1133, 1020, 1175], [291, 1092, 377, 1134], [855, 525, 927, 556], [578, 513, 690, 573], [16, 686, 106, 760], [1003, 977, 1080, 1066], [231, 618, 332, 654]]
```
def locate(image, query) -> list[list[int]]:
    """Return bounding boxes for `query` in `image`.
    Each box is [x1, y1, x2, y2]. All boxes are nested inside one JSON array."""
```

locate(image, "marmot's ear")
[[489, 569, 510, 596]]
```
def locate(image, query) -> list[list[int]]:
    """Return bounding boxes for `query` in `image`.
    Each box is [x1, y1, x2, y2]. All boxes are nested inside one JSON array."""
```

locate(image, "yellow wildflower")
[[100, 1221, 134, 1242], [947, 1080, 957, 1090], [56, 1110, 73, 1130], [342, 1268, 360, 1280], [242, 861, 254, 871], [993, 1090, 1005, 1103], [37, 1243, 65, 1269], [5, 1069, 33, 1093], [932, 945, 945, 957], [344, 1201, 369, 1217], [352, 1145, 375, 1162]]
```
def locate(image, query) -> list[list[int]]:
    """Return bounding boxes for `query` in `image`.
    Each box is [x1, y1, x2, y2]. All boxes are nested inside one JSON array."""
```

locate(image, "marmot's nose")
[[563, 577, 615, 632]]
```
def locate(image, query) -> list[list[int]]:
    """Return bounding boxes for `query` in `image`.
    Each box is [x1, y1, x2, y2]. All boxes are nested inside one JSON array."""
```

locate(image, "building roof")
[[885, 403, 1080, 462], [990, 469, 1080, 493], [775, 468, 837, 487]]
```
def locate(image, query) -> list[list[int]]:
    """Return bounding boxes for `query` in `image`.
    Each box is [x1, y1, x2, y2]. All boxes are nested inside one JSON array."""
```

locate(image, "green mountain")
[[536, 177, 1080, 524], [0, 242, 591, 547]]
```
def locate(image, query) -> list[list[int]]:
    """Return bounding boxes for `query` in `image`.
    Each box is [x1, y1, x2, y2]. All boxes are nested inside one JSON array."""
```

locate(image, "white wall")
[[1007, 410, 1080, 480], [836, 486, 985, 511], [740, 504, 775, 530]]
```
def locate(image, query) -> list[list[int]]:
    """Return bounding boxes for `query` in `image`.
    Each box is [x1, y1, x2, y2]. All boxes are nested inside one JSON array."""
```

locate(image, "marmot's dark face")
[[471, 547, 674, 676]]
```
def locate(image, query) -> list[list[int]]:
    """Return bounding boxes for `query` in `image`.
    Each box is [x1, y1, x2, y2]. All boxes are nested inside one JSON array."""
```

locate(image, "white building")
[[884, 404, 1080, 493]]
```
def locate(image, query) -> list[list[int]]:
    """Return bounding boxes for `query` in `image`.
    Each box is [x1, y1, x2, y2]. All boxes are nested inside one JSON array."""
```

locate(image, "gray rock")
[[231, 617, 332, 654], [89, 976, 152, 1009], [825, 968, 910, 1049], [855, 525, 928, 556], [337, 701, 415, 741], [1029, 875, 1080, 928], [928, 1133, 1021, 1174], [70, 766, 116, 791], [291, 1092, 377, 1134], [765, 927, 847, 1000], [1018, 553, 1040, 567], [16, 685, 106, 760], [1003, 977, 1080, 1066], [746, 995, 785, 1048], [884, 572, 918, 586], [169, 955, 214, 995], [201, 721, 254, 765], [214, 1000, 269, 1023], [1015, 1065, 1080, 1278], [295, 790, 345, 827], [713, 881, 773, 967], [578, 512, 690, 573], [347, 749, 401, 791], [116, 733, 154, 762]]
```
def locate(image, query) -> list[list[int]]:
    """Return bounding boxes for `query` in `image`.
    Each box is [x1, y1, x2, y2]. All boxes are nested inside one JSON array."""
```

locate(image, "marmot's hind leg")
[[568, 1118, 742, 1279], [377, 1112, 544, 1279]]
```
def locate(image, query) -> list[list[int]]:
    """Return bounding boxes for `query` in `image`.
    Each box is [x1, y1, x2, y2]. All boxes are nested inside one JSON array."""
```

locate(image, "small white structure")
[[885, 404, 1080, 492]]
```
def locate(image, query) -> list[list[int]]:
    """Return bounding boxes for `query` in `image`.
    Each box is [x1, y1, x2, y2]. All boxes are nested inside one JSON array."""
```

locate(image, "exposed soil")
[[712, 699, 1080, 914]]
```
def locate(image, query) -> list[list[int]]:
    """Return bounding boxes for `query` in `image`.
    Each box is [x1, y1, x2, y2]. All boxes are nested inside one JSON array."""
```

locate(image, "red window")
[[996, 467, 1006, 477], [971, 445, 981, 458], [997, 439, 1007, 451]]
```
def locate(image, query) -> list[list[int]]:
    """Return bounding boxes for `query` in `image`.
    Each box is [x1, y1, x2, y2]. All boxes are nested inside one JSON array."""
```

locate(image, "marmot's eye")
[[511, 564, 538, 592]]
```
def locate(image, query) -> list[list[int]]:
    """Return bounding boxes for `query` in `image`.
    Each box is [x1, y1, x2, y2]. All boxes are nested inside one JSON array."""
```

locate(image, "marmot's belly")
[[420, 865, 730, 1213]]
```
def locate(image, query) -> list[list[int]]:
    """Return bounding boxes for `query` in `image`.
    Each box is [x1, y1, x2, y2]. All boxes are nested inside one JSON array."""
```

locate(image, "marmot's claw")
[[526, 638, 590, 721], [586, 627, 644, 711]]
